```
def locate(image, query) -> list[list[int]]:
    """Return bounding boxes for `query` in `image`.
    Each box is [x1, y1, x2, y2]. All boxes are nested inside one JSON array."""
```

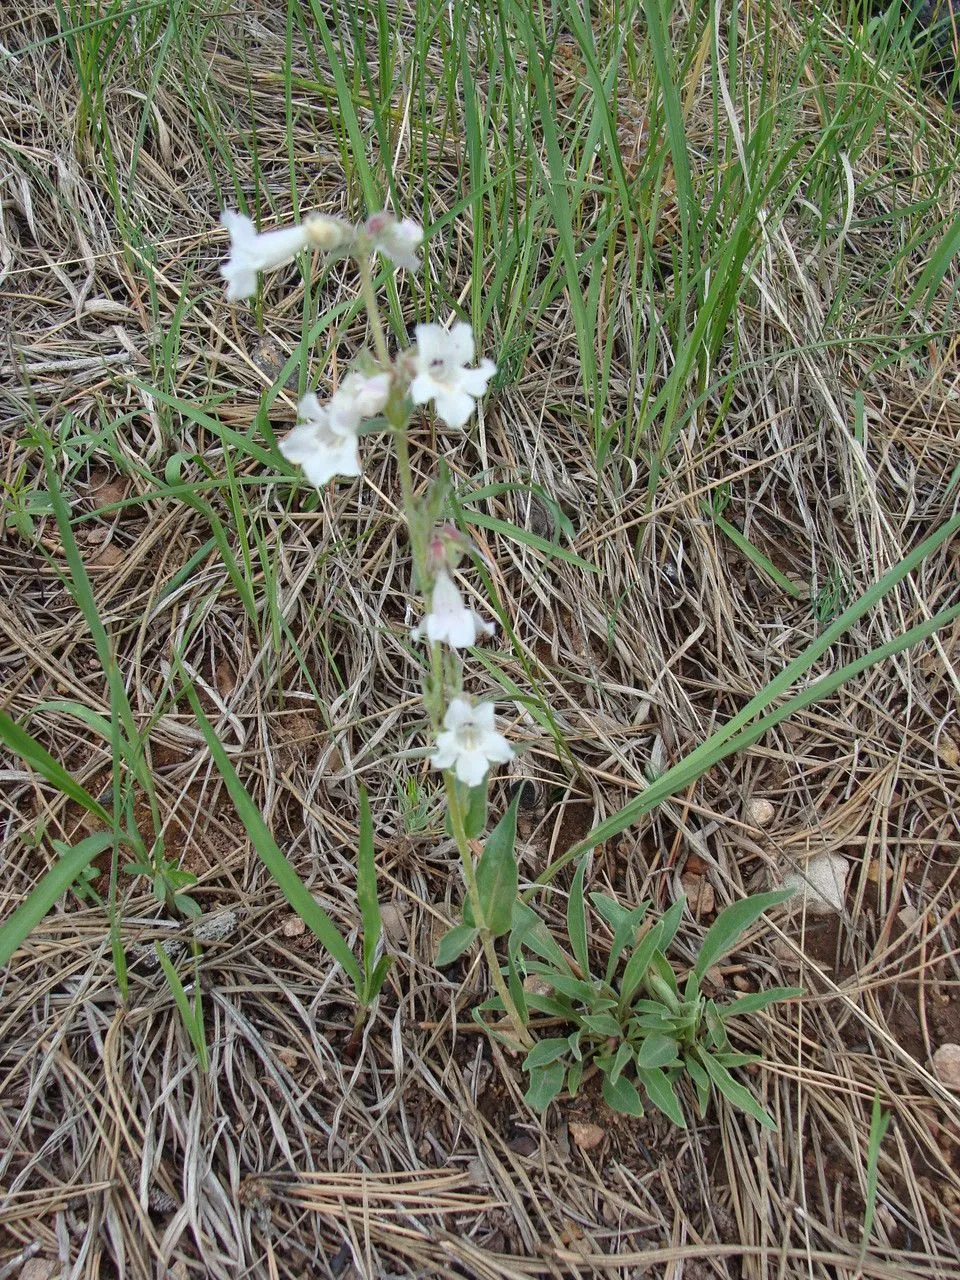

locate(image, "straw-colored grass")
[[2, 1, 959, 1276]]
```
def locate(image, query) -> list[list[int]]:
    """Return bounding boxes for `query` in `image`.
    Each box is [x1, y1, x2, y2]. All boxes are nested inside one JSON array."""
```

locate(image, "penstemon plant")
[[218, 205, 532, 1048]]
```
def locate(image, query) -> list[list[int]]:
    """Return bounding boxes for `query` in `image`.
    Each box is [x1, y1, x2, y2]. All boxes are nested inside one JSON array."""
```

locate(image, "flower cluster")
[[220, 208, 420, 300], [218, 205, 512, 788]]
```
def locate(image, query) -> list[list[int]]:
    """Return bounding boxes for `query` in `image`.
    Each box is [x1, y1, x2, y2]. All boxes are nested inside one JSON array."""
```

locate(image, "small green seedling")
[[497, 866, 800, 1127]]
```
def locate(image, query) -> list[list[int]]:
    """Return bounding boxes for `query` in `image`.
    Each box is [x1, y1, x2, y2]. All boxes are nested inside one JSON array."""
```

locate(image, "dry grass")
[[2, 2, 960, 1277]]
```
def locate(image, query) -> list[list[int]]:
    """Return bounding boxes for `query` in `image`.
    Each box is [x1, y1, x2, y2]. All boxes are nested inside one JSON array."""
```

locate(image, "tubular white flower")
[[278, 393, 361, 488], [220, 210, 311, 301], [409, 322, 496, 429], [366, 213, 423, 271], [412, 571, 495, 649], [431, 698, 513, 787], [331, 371, 391, 420]]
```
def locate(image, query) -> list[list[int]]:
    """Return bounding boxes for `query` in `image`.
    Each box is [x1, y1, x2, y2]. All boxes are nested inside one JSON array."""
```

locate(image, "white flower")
[[278, 393, 361, 487], [431, 697, 513, 787], [331, 371, 391, 420], [220, 210, 311, 301], [409, 323, 496, 429], [366, 213, 423, 271], [413, 571, 495, 649]]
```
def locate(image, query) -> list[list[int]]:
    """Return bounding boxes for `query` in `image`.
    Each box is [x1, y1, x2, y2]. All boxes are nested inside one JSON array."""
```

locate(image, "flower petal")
[[431, 734, 459, 771], [432, 386, 477, 430], [458, 358, 497, 398], [479, 729, 513, 764], [408, 372, 440, 406], [455, 750, 491, 788], [220, 264, 259, 302], [413, 324, 449, 367], [447, 322, 475, 365], [442, 697, 475, 731]]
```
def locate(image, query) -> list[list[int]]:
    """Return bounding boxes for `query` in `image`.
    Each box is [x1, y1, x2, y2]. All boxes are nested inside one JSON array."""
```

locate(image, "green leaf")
[[636, 1033, 680, 1070], [524, 991, 575, 1019], [590, 892, 630, 930], [153, 943, 208, 1072], [509, 900, 572, 972], [548, 973, 613, 1004], [581, 1012, 622, 1038], [566, 1059, 584, 1098], [602, 1071, 645, 1117], [0, 831, 115, 968], [722, 986, 804, 1018], [463, 781, 488, 840], [657, 896, 687, 952], [697, 1049, 776, 1129], [704, 1000, 728, 1050], [862, 1092, 892, 1252], [185, 683, 362, 987], [457, 506, 598, 575], [435, 924, 479, 967], [471, 789, 521, 937], [356, 786, 383, 983], [620, 923, 665, 1009], [713, 1052, 760, 1069], [648, 951, 681, 1002], [638, 1068, 686, 1127], [173, 894, 202, 920], [685, 1052, 711, 1117], [610, 1040, 635, 1085], [525, 1062, 566, 1112], [0, 709, 111, 826], [594, 894, 651, 985], [523, 1038, 571, 1070], [567, 857, 590, 978], [694, 889, 796, 981]]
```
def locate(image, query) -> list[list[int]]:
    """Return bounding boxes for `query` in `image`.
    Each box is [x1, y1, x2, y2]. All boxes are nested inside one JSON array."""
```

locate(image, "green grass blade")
[[0, 709, 111, 825], [153, 943, 209, 1072], [184, 682, 362, 987], [533, 512, 960, 887], [0, 831, 114, 968]]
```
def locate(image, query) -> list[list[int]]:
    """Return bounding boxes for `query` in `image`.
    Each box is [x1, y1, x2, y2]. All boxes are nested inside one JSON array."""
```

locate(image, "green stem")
[[354, 259, 526, 1048], [445, 775, 533, 1051], [358, 256, 391, 368]]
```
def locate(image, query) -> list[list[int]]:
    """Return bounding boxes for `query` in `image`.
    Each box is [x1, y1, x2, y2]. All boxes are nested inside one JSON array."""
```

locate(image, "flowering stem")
[[353, 259, 526, 1049], [444, 774, 533, 1051], [357, 257, 391, 369]]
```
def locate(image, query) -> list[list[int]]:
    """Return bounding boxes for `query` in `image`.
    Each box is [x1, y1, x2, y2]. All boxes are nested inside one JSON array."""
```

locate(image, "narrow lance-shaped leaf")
[[185, 682, 362, 987], [0, 709, 110, 826], [356, 786, 391, 1000], [436, 924, 479, 967], [567, 856, 590, 977], [467, 788, 521, 937], [0, 832, 115, 968], [694, 889, 796, 981]]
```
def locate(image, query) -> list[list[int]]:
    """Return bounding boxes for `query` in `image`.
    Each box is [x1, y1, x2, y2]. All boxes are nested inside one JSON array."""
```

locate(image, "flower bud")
[[303, 213, 356, 252]]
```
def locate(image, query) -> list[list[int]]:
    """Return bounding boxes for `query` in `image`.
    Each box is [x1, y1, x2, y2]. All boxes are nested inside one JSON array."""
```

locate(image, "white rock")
[[932, 1043, 960, 1091], [782, 854, 848, 914]]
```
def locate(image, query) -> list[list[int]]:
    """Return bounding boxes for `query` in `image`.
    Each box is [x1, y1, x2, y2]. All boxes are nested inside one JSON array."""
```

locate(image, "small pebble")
[[569, 1121, 605, 1151], [932, 1043, 960, 1091], [746, 798, 775, 828], [782, 854, 848, 914], [680, 872, 715, 918], [898, 904, 921, 930], [282, 914, 307, 938]]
